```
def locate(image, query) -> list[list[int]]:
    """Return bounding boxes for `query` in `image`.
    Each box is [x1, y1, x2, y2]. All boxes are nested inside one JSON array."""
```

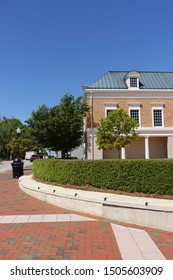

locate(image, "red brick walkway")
[[0, 170, 120, 260], [0, 168, 173, 260]]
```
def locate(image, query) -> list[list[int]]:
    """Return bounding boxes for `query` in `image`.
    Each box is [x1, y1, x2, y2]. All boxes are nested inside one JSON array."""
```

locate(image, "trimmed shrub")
[[32, 159, 173, 195]]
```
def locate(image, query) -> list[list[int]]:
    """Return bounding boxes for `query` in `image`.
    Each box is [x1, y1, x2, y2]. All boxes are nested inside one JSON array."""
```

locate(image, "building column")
[[145, 136, 150, 159], [91, 134, 94, 160], [121, 147, 126, 159], [167, 136, 173, 159], [93, 135, 103, 159], [87, 131, 103, 160], [86, 133, 94, 160]]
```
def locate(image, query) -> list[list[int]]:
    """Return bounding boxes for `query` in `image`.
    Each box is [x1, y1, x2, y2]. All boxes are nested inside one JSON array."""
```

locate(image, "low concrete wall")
[[19, 175, 173, 232]]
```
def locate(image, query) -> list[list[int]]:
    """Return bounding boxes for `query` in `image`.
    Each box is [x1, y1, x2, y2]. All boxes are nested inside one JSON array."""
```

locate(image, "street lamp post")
[[11, 127, 24, 178], [16, 127, 21, 137], [16, 127, 21, 158]]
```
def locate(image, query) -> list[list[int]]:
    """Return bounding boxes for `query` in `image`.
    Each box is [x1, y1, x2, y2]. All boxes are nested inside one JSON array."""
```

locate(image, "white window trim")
[[126, 77, 140, 90], [128, 104, 141, 127], [104, 103, 117, 117], [152, 105, 164, 127], [130, 77, 138, 87]]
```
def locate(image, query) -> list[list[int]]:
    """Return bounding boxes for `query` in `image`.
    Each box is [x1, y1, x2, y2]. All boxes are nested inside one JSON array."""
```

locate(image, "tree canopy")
[[6, 138, 34, 159], [0, 117, 22, 159], [26, 94, 89, 158], [96, 108, 139, 158], [0, 117, 36, 159]]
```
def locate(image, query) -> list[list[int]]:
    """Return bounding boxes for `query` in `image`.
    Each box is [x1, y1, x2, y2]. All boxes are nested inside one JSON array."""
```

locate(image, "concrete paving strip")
[[111, 224, 166, 260], [0, 214, 97, 224], [0, 216, 17, 223]]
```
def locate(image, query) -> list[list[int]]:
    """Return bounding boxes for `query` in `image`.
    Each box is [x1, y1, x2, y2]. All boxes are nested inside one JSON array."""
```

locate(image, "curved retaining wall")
[[19, 175, 173, 232]]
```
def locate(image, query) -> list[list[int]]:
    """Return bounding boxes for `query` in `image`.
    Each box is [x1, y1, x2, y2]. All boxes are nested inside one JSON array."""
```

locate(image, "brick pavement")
[[0, 166, 173, 260]]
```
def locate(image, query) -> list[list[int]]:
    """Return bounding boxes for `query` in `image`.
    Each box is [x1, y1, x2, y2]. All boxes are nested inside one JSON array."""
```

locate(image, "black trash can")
[[11, 157, 24, 178]]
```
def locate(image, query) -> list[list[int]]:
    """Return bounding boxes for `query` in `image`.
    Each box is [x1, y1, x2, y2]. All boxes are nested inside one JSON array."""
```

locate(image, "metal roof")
[[85, 71, 173, 89]]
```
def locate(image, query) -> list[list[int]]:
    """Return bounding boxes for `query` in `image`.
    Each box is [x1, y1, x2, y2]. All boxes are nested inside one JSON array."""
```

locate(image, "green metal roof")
[[85, 71, 173, 90]]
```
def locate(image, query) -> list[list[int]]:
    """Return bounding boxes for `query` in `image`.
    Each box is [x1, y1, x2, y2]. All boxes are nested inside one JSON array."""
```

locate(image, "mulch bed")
[[33, 176, 173, 200]]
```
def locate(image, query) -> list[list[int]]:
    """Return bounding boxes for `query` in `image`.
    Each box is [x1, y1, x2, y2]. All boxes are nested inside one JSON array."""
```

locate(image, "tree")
[[26, 94, 89, 158], [25, 105, 51, 148], [0, 117, 22, 159], [96, 108, 139, 158], [0, 117, 38, 159], [6, 138, 33, 159]]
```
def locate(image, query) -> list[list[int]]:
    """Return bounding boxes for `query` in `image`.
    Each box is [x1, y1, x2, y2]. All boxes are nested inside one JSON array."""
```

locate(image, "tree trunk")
[[61, 148, 65, 159], [118, 148, 121, 159]]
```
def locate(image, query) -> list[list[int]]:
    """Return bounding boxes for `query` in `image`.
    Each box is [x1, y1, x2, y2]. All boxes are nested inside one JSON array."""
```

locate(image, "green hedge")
[[32, 159, 173, 195]]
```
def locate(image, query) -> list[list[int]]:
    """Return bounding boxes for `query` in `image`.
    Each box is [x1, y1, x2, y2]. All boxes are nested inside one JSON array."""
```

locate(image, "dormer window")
[[124, 70, 140, 90], [130, 77, 137, 88]]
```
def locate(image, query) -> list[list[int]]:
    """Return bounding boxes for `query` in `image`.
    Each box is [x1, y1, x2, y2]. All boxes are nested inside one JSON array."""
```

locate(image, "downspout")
[[90, 92, 93, 129], [90, 92, 94, 160]]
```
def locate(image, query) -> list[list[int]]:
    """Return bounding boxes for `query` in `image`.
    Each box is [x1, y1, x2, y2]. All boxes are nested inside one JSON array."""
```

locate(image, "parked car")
[[30, 154, 39, 162], [25, 151, 37, 160]]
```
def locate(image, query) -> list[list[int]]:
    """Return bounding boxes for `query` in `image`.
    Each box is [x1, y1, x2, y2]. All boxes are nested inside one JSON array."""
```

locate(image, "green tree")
[[26, 94, 89, 158], [0, 117, 22, 159], [25, 105, 51, 148], [96, 108, 139, 158], [6, 138, 33, 159], [0, 117, 37, 159]]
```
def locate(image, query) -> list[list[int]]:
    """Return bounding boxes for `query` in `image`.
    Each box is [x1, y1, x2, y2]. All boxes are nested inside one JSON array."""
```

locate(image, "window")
[[128, 103, 141, 126], [104, 103, 117, 117], [125, 71, 140, 89], [130, 109, 139, 123], [130, 77, 137, 87], [151, 104, 164, 127], [106, 109, 114, 117], [153, 109, 163, 127]]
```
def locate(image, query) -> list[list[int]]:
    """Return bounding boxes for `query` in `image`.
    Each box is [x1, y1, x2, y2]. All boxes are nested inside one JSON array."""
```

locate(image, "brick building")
[[83, 70, 173, 160]]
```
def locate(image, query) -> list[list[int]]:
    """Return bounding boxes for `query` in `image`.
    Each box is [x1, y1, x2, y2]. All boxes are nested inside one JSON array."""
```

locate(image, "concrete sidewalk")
[[0, 168, 173, 260], [0, 160, 32, 173], [0, 161, 12, 173]]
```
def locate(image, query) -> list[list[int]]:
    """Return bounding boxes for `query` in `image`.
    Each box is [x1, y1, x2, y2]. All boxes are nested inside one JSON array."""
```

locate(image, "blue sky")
[[1, 0, 173, 123]]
